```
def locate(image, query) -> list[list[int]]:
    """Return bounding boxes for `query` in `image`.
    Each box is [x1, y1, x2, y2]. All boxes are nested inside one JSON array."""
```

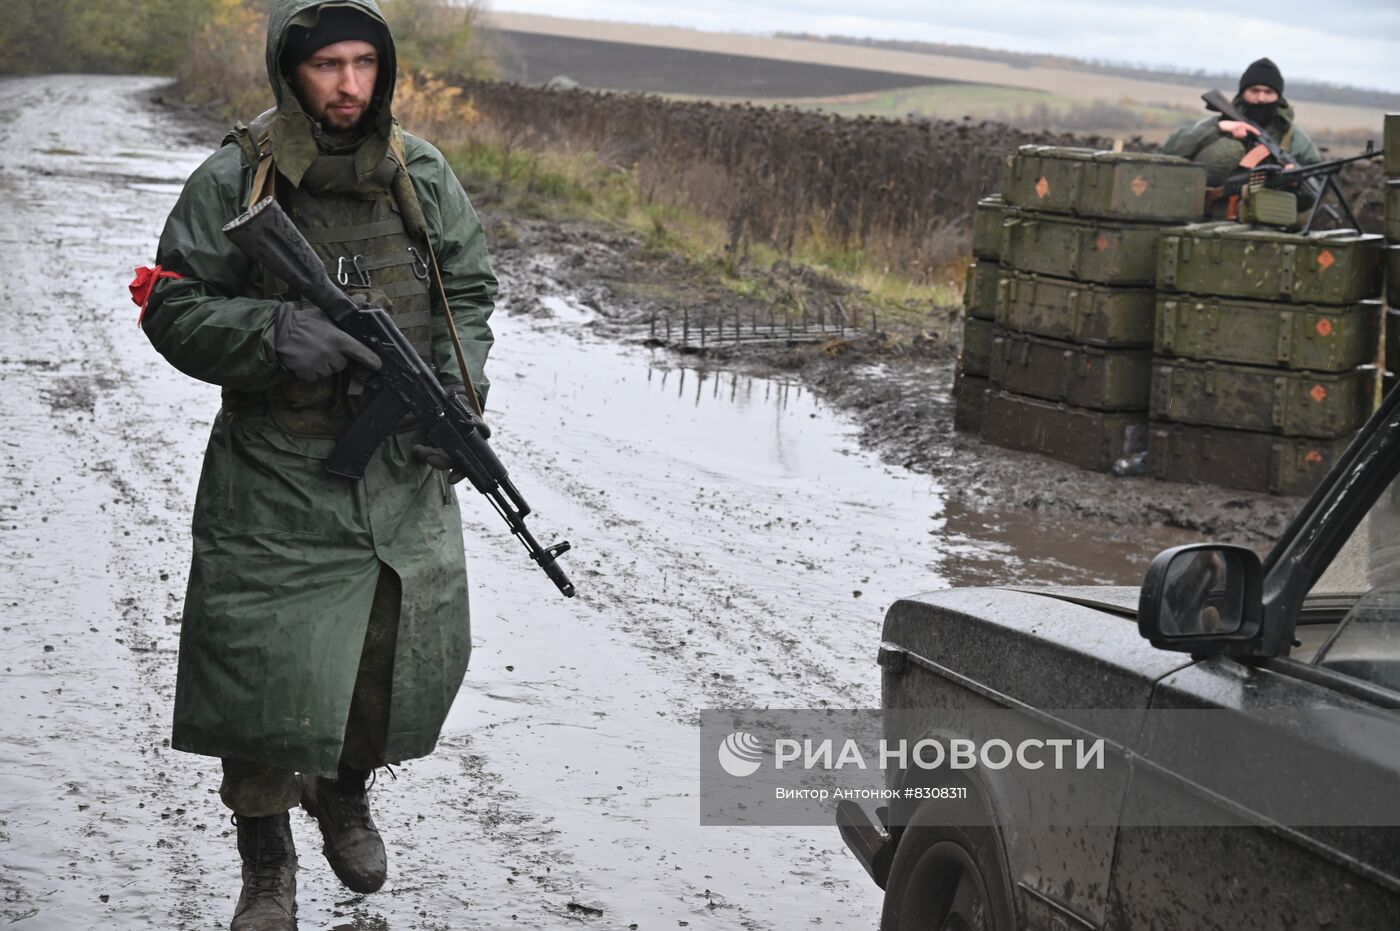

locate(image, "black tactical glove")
[[274, 300, 382, 382], [412, 385, 489, 485]]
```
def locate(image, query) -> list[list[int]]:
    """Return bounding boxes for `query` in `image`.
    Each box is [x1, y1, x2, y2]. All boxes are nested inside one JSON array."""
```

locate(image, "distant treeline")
[[0, 0, 204, 75], [0, 0, 493, 116], [778, 33, 1400, 111]]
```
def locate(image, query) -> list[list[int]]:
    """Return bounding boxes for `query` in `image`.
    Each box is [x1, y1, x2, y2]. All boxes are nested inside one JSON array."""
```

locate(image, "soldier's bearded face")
[[295, 39, 378, 131]]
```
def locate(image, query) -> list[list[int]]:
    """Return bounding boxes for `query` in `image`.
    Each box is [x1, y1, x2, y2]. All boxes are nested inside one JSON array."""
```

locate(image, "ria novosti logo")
[[715, 732, 1108, 777], [717, 731, 764, 777]]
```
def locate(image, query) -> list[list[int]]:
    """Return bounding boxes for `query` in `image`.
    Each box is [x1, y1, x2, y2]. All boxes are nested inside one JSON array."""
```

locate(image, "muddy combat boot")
[[231, 811, 297, 931], [300, 765, 387, 893]]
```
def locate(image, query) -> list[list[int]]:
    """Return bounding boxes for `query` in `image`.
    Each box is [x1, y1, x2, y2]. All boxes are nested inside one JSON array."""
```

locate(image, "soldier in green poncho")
[[1164, 57, 1322, 212], [141, 2, 495, 928]]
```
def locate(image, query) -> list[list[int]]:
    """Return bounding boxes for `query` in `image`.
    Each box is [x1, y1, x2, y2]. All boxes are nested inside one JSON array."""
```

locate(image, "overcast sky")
[[488, 0, 1400, 92]]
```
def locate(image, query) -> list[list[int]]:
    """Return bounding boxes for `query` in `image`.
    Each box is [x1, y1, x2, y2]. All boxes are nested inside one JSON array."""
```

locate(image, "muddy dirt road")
[[1, 75, 1209, 930]]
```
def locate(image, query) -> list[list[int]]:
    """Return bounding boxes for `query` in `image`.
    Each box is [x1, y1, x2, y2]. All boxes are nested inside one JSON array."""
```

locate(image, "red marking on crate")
[[1316, 318, 1333, 337], [1035, 177, 1050, 199], [1310, 385, 1328, 402], [1317, 249, 1336, 270], [1130, 175, 1149, 196]]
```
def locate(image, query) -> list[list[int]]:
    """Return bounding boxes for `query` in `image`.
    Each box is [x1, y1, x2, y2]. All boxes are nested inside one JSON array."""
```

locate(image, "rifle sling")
[[381, 132, 486, 419], [425, 239, 485, 418]]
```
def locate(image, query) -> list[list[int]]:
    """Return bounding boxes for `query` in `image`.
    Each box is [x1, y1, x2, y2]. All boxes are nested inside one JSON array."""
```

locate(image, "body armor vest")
[[271, 152, 434, 436], [220, 115, 437, 437]]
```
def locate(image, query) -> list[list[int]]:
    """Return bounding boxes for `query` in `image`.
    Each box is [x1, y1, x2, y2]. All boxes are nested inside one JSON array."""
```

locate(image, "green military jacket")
[[1162, 96, 1322, 187], [143, 0, 496, 774]]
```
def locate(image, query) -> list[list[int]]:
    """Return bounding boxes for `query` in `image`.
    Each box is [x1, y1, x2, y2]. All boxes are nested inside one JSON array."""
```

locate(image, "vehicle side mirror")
[[1138, 544, 1263, 654]]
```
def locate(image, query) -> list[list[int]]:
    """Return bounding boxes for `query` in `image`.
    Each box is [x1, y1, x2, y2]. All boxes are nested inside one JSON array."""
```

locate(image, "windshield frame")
[[1251, 386, 1400, 658]]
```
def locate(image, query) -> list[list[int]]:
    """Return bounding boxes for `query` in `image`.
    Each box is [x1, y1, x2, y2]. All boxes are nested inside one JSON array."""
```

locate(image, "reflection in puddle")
[[648, 364, 809, 413], [624, 347, 1205, 590]]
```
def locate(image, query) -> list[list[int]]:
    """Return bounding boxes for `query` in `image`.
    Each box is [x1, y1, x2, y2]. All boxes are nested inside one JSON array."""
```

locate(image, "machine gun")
[[1203, 89, 1381, 231], [223, 196, 576, 598], [1218, 145, 1383, 232]]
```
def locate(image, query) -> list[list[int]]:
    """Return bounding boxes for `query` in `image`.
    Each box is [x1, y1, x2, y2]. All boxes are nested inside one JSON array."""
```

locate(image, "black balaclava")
[[1238, 57, 1285, 126]]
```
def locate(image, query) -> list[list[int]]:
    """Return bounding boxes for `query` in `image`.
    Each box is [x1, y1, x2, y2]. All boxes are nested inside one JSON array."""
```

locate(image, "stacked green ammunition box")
[[976, 146, 1206, 471], [1149, 223, 1385, 494], [952, 195, 1005, 433]]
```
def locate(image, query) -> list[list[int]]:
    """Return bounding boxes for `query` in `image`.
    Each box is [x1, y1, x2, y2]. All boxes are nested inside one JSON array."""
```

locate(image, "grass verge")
[[390, 75, 963, 340], [436, 120, 963, 337]]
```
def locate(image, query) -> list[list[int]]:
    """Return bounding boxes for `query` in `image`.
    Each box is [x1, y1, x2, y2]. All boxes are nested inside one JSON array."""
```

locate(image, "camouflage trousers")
[[219, 563, 402, 817]]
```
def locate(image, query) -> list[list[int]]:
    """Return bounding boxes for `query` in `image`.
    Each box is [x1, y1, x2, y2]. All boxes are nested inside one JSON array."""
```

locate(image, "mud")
[[0, 74, 1285, 931], [487, 215, 1298, 549]]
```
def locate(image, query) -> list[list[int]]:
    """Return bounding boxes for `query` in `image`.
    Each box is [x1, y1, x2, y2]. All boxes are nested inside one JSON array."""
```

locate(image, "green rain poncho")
[[143, 0, 495, 774]]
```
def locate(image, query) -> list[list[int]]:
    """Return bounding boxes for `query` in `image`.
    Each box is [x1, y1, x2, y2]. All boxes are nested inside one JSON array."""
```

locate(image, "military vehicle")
[[838, 381, 1400, 930]]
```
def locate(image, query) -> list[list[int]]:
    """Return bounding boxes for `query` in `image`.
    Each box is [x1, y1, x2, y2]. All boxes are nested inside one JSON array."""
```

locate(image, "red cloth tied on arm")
[[129, 265, 183, 324]]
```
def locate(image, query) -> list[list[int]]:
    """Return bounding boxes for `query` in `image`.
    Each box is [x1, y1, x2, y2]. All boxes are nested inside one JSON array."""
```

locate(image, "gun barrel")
[[1280, 148, 1384, 180]]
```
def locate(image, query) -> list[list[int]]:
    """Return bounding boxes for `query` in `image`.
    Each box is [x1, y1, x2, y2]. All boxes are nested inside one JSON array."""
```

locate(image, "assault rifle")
[[223, 196, 576, 598], [1203, 90, 1319, 190]]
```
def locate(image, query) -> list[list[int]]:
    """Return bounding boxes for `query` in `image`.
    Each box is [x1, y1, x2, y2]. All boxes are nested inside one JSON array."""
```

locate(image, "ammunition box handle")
[[1158, 300, 1176, 354], [1072, 226, 1089, 278], [1161, 236, 1180, 290], [999, 216, 1022, 260], [1151, 364, 1172, 418]]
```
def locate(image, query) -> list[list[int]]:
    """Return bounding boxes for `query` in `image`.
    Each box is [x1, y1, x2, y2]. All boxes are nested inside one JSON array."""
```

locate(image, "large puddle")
[[495, 293, 1200, 593]]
